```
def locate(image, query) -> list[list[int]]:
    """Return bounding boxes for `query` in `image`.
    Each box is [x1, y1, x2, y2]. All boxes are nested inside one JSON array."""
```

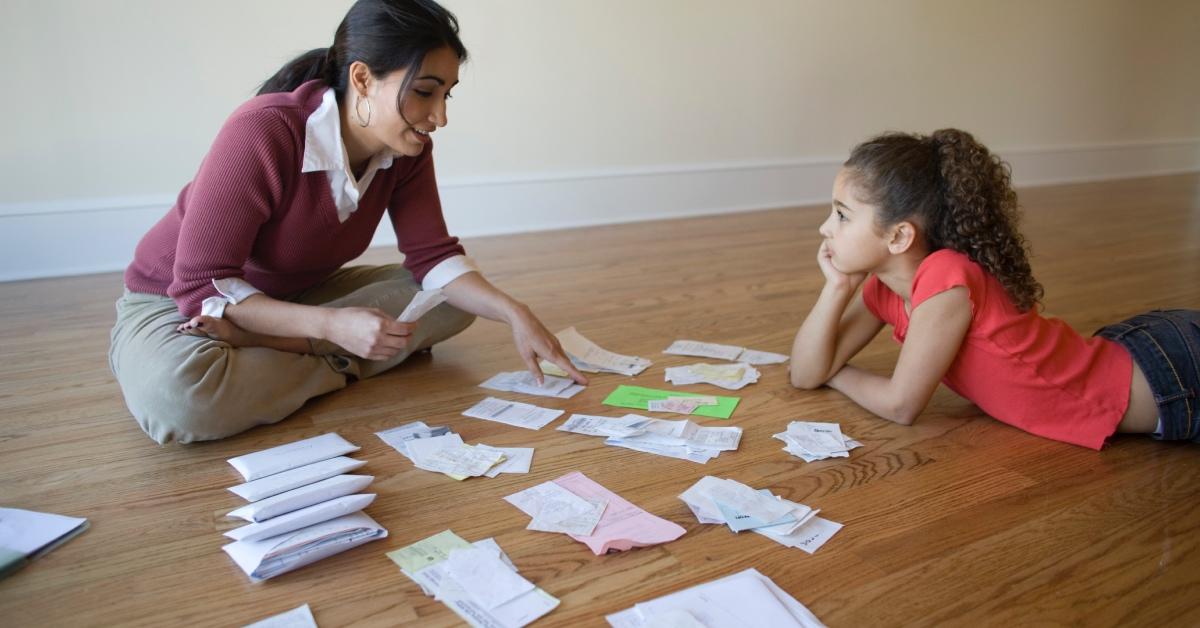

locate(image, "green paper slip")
[[386, 529, 471, 573], [602, 385, 739, 419]]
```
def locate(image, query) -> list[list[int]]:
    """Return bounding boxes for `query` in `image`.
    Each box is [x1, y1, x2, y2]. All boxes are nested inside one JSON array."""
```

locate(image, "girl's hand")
[[177, 315, 250, 346], [508, 306, 589, 386], [325, 307, 415, 360], [817, 240, 867, 292]]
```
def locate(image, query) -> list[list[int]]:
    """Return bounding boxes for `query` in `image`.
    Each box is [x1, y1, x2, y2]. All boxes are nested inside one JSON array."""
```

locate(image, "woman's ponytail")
[[254, 0, 468, 109], [258, 47, 333, 96], [845, 128, 1044, 312]]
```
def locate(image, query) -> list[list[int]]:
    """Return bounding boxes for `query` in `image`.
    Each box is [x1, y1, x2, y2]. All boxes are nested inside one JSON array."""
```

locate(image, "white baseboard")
[[2, 138, 1197, 282]]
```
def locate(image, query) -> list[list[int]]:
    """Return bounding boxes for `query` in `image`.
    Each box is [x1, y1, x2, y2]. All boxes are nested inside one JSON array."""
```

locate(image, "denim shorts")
[[1095, 309, 1200, 441]]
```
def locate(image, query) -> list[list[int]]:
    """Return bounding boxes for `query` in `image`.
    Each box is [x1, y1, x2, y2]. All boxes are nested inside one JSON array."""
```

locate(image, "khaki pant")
[[109, 265, 475, 444]]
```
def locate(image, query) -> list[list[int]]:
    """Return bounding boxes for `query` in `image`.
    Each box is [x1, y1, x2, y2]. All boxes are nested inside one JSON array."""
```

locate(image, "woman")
[[110, 0, 586, 444]]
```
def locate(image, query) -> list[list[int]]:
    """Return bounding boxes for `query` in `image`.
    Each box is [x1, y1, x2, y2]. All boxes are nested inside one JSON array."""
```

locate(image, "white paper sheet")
[[223, 511, 388, 582], [397, 289, 448, 323], [375, 422, 451, 458], [556, 327, 652, 376], [754, 516, 843, 554], [243, 604, 319, 628], [445, 546, 537, 609], [557, 414, 652, 437], [227, 433, 360, 482], [477, 446, 535, 477], [227, 475, 374, 522], [504, 481, 601, 535], [606, 568, 824, 628], [225, 494, 376, 543], [736, 349, 789, 365], [0, 507, 88, 556], [664, 362, 761, 391], [663, 340, 745, 361], [228, 457, 367, 502], [462, 397, 564, 430], [480, 371, 584, 399], [394, 531, 560, 627]]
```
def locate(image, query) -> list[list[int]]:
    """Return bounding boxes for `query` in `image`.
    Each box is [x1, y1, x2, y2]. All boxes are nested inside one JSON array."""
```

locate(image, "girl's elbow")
[[791, 376, 821, 391], [789, 369, 826, 391], [888, 401, 923, 426]]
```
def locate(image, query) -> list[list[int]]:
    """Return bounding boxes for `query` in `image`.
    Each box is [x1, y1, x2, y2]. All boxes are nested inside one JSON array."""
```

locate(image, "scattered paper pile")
[[680, 476, 842, 554], [505, 471, 686, 554], [606, 568, 824, 628], [665, 362, 761, 390], [481, 370, 584, 399], [559, 414, 741, 464], [540, 326, 652, 376], [222, 433, 387, 582], [462, 396, 565, 430], [647, 395, 719, 415], [603, 385, 740, 419], [774, 421, 863, 462], [377, 421, 533, 480], [390, 530, 559, 628], [664, 340, 789, 365]]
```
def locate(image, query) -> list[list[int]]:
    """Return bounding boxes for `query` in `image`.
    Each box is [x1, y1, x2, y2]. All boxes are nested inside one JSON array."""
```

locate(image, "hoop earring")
[[354, 95, 372, 128]]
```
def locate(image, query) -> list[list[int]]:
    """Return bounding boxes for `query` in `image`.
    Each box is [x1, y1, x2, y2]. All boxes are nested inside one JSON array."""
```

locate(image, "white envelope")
[[228, 475, 374, 522], [228, 433, 360, 482], [229, 456, 367, 502], [223, 511, 387, 582], [225, 494, 376, 543]]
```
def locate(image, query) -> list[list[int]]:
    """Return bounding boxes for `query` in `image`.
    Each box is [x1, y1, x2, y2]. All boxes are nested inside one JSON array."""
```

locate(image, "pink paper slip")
[[553, 471, 686, 555]]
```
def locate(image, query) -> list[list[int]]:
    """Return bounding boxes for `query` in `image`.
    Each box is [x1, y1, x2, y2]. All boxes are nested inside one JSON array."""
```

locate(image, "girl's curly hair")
[[844, 128, 1044, 312]]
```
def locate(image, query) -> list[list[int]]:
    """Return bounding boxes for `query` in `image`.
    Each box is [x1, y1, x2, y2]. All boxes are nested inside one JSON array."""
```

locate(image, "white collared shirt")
[[200, 88, 478, 318]]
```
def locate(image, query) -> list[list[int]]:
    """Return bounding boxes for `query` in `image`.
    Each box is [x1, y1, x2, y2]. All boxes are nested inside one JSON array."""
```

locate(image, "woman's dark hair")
[[844, 128, 1043, 312], [258, 0, 467, 115]]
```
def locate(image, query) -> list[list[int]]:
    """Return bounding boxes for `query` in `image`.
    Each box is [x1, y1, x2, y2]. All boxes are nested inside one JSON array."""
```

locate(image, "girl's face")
[[363, 46, 460, 158], [819, 168, 893, 275]]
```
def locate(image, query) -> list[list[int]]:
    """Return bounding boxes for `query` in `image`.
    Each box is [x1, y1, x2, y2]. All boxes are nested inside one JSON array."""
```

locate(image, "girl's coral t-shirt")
[[862, 249, 1131, 449]]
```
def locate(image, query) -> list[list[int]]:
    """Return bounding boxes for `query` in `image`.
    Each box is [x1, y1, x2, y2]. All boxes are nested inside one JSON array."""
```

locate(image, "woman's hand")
[[817, 240, 867, 293], [324, 307, 415, 360], [508, 305, 589, 385]]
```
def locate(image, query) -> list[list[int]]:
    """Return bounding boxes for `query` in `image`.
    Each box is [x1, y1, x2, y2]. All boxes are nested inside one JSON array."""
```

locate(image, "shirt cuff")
[[421, 255, 480, 290], [200, 277, 264, 319]]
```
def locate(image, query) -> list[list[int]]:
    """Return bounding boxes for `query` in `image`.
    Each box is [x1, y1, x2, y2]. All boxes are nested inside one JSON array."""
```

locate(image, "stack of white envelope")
[[664, 340, 790, 365], [389, 529, 560, 628], [606, 568, 825, 628], [558, 414, 741, 464], [680, 476, 842, 554], [480, 370, 584, 399], [222, 433, 387, 582], [540, 326, 652, 376], [504, 472, 686, 555], [664, 363, 761, 390], [774, 421, 864, 462], [377, 421, 534, 479]]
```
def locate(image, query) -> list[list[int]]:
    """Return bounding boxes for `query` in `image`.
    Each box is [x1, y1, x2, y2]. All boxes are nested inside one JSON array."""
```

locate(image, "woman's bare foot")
[[176, 315, 252, 346]]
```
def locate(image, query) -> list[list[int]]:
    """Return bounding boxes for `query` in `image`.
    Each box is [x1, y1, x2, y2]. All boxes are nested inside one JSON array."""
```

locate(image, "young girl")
[[110, 0, 586, 445], [790, 128, 1198, 449]]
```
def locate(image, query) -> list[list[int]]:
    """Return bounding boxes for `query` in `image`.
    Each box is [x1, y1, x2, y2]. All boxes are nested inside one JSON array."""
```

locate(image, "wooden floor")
[[1, 173, 1198, 627]]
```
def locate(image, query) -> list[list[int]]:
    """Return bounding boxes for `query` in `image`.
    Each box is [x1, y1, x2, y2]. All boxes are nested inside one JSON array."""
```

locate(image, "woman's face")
[[364, 46, 460, 158]]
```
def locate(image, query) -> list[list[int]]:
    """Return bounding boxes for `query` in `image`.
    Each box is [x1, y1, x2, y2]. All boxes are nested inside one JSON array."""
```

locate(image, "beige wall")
[[1, 1, 1197, 279], [2, 0, 1198, 203]]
